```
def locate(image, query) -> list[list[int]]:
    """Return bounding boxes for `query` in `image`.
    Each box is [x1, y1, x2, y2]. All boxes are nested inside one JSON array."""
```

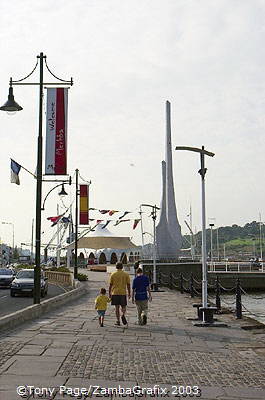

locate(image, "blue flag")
[[10, 159, 21, 185]]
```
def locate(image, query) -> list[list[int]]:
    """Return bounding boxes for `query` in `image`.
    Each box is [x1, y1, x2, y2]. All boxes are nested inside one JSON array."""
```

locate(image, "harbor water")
[[220, 292, 265, 325]]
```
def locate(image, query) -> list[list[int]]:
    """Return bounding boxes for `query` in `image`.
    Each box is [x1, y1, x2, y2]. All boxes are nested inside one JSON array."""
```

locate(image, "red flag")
[[133, 219, 141, 229], [47, 215, 63, 227]]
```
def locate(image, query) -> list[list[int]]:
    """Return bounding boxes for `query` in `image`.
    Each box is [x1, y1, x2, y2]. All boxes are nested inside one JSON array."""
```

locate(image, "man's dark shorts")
[[111, 295, 127, 306]]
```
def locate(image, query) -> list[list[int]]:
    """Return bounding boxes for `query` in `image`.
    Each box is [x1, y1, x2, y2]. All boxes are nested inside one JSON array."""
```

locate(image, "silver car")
[[10, 269, 48, 297], [0, 268, 15, 288]]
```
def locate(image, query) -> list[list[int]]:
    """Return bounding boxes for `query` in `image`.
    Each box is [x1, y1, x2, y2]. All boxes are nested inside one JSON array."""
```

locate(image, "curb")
[[0, 282, 88, 333]]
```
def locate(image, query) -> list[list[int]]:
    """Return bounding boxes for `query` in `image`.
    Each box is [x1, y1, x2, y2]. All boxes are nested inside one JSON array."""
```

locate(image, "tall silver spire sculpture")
[[156, 161, 180, 258], [156, 101, 182, 259]]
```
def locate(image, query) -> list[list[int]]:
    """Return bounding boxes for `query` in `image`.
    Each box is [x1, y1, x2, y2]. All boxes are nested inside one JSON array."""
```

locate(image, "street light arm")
[[141, 204, 160, 210], [175, 146, 215, 157], [41, 183, 68, 210]]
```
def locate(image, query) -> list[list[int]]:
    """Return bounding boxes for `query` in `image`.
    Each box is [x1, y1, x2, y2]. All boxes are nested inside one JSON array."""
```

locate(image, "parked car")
[[0, 268, 16, 288], [10, 269, 48, 297]]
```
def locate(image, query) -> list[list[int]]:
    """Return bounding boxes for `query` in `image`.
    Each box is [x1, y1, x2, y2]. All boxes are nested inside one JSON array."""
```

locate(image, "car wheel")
[[10, 290, 15, 297]]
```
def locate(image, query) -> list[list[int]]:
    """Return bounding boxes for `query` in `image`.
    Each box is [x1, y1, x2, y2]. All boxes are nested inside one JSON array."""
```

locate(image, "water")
[[220, 293, 265, 325]]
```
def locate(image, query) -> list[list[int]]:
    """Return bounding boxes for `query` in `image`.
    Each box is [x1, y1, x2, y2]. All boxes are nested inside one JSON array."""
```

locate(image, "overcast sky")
[[0, 0, 265, 251]]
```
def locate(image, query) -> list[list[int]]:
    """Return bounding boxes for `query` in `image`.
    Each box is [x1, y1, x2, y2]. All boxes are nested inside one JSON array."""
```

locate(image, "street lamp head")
[[0, 87, 23, 113], [59, 183, 68, 197]]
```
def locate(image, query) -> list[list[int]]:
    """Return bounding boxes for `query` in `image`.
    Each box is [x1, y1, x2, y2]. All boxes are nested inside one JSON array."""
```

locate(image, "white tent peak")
[[65, 223, 137, 250]]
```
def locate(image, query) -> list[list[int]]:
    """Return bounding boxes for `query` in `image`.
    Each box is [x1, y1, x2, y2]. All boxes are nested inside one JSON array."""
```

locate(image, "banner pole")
[[74, 168, 79, 279]]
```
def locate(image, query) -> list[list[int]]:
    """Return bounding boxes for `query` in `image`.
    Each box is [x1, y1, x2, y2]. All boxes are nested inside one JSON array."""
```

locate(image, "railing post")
[[190, 273, 195, 298], [215, 276, 221, 312], [236, 278, 242, 319], [148, 270, 152, 284], [180, 273, 184, 294], [158, 271, 162, 286], [169, 272, 173, 289]]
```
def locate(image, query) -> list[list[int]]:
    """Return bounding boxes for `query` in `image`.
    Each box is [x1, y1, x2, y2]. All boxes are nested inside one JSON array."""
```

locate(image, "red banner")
[[79, 185, 89, 225], [45, 88, 68, 175]]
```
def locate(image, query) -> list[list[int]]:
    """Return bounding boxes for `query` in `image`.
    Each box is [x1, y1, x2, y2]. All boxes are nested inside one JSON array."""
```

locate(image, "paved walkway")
[[1, 271, 265, 399]]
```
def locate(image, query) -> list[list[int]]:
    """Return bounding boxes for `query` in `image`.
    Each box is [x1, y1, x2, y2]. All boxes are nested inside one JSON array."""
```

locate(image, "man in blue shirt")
[[132, 267, 152, 325]]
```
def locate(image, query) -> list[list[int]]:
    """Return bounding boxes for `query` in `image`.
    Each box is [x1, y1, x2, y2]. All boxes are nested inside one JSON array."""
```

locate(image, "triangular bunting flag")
[[119, 211, 130, 220], [101, 220, 111, 229], [109, 210, 119, 216], [133, 219, 141, 230], [47, 215, 63, 227]]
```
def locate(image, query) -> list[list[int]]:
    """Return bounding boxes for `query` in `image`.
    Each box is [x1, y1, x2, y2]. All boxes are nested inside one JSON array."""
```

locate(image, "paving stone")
[[1, 271, 265, 398]]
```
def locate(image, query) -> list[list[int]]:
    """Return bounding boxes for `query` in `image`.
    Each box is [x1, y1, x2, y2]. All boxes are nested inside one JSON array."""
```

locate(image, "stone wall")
[[140, 262, 202, 280]]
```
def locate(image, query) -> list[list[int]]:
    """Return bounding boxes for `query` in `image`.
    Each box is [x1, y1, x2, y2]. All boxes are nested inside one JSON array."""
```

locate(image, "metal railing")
[[144, 269, 265, 321], [208, 261, 264, 272]]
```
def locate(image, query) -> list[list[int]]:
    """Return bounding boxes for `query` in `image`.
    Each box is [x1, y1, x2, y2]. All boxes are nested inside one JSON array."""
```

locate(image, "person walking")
[[95, 288, 110, 327], [132, 267, 152, 325], [109, 262, 131, 326]]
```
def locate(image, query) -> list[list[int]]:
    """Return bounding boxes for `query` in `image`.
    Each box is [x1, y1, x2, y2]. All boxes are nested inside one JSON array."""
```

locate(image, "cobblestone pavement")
[[0, 271, 265, 399]]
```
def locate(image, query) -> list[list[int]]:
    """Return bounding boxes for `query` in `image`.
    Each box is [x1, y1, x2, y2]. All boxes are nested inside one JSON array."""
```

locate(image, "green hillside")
[[183, 221, 263, 258]]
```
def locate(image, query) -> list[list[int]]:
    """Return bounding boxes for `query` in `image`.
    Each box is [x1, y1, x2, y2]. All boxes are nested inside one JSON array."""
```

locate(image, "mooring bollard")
[[190, 273, 195, 298], [180, 273, 184, 294], [215, 276, 221, 312], [169, 272, 173, 290], [236, 278, 242, 319]]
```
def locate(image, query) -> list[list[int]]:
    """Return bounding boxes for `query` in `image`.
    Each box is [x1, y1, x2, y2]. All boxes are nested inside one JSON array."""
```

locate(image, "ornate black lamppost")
[[0, 52, 73, 303]]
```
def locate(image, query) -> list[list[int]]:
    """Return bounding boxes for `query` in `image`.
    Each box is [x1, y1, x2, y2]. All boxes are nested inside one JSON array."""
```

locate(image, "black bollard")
[[180, 273, 184, 294], [190, 273, 195, 298], [215, 276, 221, 312], [236, 278, 242, 319]]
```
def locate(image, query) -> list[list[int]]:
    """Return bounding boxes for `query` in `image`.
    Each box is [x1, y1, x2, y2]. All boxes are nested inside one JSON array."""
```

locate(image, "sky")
[[0, 0, 265, 252]]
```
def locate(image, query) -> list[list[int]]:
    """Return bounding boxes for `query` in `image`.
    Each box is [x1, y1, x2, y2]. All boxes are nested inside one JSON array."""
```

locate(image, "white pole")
[[153, 206, 157, 286], [216, 226, 220, 261], [31, 219, 34, 263], [139, 206, 145, 259], [210, 225, 213, 266], [200, 151, 208, 315], [259, 213, 262, 262], [56, 204, 60, 268]]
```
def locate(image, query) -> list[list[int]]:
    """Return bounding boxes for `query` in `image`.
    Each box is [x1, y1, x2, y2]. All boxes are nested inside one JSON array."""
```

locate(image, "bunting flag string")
[[114, 219, 130, 226], [76, 206, 154, 231], [118, 211, 130, 220], [87, 217, 141, 230]]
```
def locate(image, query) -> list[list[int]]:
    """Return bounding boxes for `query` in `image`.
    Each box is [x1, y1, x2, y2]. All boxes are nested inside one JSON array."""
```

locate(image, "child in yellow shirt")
[[95, 288, 110, 327]]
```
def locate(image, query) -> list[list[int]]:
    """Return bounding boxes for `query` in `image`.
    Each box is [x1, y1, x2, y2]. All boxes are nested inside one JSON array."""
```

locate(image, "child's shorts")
[[97, 310, 106, 317]]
